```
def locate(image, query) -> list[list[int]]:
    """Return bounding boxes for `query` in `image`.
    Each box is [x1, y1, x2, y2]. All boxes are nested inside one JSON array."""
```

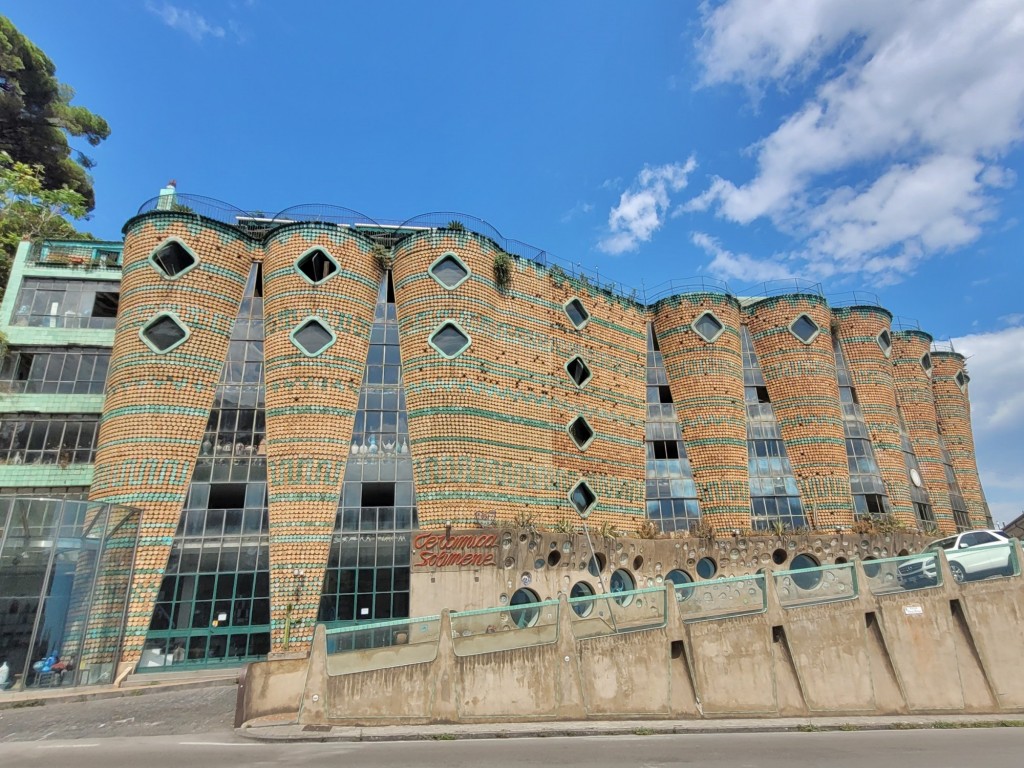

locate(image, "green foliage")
[[372, 244, 392, 272], [1, 150, 92, 290], [446, 220, 465, 232], [0, 16, 110, 210], [493, 251, 513, 289]]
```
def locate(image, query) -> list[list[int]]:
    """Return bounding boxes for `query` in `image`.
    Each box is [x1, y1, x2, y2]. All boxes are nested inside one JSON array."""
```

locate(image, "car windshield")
[[928, 537, 957, 552]]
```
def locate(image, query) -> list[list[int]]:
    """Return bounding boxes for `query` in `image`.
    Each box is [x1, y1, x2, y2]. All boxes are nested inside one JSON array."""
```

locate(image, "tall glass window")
[[11, 279, 120, 329], [742, 326, 806, 530], [142, 265, 269, 669], [0, 348, 110, 394], [644, 325, 701, 531], [896, 407, 934, 529], [941, 443, 971, 532], [833, 338, 891, 520], [319, 273, 416, 627]]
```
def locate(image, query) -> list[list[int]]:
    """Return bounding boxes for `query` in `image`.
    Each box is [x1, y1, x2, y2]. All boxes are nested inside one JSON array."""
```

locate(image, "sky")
[[7, 0, 1024, 525]]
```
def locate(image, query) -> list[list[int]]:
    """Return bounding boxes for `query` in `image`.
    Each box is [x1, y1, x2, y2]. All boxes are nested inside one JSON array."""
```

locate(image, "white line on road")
[[178, 741, 260, 747]]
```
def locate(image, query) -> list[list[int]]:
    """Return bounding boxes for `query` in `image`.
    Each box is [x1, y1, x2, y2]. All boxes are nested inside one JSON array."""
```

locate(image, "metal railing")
[[862, 552, 941, 595], [568, 586, 667, 639], [774, 562, 858, 608], [675, 573, 768, 623]]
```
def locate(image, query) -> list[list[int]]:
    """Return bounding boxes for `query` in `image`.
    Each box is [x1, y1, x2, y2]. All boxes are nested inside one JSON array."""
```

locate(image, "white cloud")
[[691, 231, 793, 283], [560, 201, 594, 224], [598, 158, 696, 254], [951, 325, 1024, 526], [147, 2, 226, 42], [689, 0, 1024, 282]]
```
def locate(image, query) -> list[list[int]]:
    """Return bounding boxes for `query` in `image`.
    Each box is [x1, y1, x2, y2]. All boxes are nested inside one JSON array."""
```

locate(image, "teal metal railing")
[[676, 573, 767, 623], [774, 562, 857, 608], [568, 586, 667, 639]]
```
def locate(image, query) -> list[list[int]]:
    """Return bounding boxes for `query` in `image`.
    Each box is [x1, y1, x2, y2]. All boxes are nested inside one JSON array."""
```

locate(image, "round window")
[[910, 468, 923, 487], [587, 553, 606, 577], [789, 553, 822, 590], [666, 569, 694, 602], [862, 556, 881, 578], [696, 557, 717, 579], [609, 569, 635, 606], [509, 588, 541, 628], [569, 581, 595, 617]]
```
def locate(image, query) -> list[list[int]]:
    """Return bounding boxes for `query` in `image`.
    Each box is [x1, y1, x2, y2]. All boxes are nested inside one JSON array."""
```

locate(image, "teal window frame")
[[147, 237, 200, 280], [568, 479, 598, 518], [290, 315, 337, 357], [566, 415, 595, 451], [692, 310, 725, 343], [139, 310, 191, 354], [564, 355, 593, 388], [788, 313, 821, 345], [293, 246, 341, 286], [428, 251, 471, 291], [428, 320, 472, 359], [563, 297, 591, 330]]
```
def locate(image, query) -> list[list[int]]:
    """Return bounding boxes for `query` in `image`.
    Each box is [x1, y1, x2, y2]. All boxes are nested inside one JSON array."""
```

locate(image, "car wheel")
[[950, 562, 967, 583]]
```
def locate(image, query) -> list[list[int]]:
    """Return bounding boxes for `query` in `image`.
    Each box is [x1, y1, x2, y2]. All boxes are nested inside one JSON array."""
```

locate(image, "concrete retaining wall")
[[238, 540, 1024, 726]]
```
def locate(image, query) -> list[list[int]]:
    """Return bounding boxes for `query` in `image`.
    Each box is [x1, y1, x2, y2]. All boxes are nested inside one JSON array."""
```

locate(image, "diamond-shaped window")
[[877, 329, 893, 357], [564, 298, 590, 329], [567, 416, 595, 450], [568, 480, 598, 518], [789, 313, 820, 344], [921, 352, 933, 376], [139, 312, 190, 354], [692, 311, 725, 343], [429, 252, 470, 290], [290, 317, 336, 357], [148, 238, 198, 279], [955, 369, 969, 392], [295, 247, 339, 285], [429, 321, 471, 358], [565, 356, 593, 387]]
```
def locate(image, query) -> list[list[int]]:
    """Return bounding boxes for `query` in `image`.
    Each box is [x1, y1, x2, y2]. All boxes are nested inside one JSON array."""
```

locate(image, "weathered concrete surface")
[[238, 540, 1024, 726]]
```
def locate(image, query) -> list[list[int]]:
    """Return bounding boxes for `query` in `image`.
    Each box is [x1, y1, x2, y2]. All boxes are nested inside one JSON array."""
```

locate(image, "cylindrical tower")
[[651, 293, 748, 531]]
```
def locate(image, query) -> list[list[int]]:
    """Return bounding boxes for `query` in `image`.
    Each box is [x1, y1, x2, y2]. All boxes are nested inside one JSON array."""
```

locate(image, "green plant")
[[769, 518, 792, 537], [512, 511, 536, 531], [551, 518, 576, 535], [493, 251, 513, 289], [169, 202, 195, 214], [372, 244, 392, 272], [691, 519, 717, 540], [549, 264, 566, 284], [446, 220, 465, 232], [633, 727, 655, 736], [599, 521, 618, 540], [796, 723, 822, 732], [431, 733, 457, 741]]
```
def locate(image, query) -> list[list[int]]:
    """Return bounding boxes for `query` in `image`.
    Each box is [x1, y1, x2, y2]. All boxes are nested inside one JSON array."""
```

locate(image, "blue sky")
[[8, 1, 1024, 524]]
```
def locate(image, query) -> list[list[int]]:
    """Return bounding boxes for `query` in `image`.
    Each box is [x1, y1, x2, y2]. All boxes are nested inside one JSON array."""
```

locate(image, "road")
[[0, 730, 1022, 767]]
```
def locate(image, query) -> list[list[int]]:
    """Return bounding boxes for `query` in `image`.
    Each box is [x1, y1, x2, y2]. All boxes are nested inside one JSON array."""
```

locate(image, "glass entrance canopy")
[[0, 497, 140, 690]]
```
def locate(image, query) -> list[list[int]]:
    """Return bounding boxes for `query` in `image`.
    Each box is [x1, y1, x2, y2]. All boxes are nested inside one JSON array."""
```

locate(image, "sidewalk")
[[239, 713, 1024, 742], [0, 669, 238, 711]]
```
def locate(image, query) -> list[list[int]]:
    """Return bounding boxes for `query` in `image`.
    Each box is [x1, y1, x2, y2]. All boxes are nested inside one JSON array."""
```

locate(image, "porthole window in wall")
[[563, 297, 590, 329], [565, 356, 593, 387], [294, 247, 339, 285], [696, 557, 717, 579], [428, 252, 470, 290], [567, 416, 595, 450], [568, 480, 597, 518], [692, 311, 725, 343], [509, 588, 541, 628], [569, 581, 595, 617], [666, 569, 694, 602], [586, 553, 606, 577], [789, 313, 821, 344], [609, 569, 635, 605], [290, 317, 336, 357], [428, 321, 471, 358], [877, 329, 893, 357], [789, 553, 822, 590], [140, 312, 190, 354], [148, 238, 199, 279]]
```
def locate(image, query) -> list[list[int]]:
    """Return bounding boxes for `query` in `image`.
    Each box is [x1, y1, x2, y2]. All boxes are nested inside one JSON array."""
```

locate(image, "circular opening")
[[547, 550, 561, 567], [771, 548, 788, 565], [509, 588, 541, 628], [862, 556, 880, 578], [569, 581, 595, 617], [898, 548, 909, 557], [666, 569, 694, 602], [587, 553, 607, 577], [835, 556, 848, 565], [534, 558, 545, 569], [789, 553, 822, 590], [518, 532, 528, 542], [609, 569, 636, 605], [696, 557, 717, 579], [632, 555, 644, 570]]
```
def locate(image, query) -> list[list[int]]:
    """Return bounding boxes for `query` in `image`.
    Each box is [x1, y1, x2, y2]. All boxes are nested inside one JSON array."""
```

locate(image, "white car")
[[896, 529, 1016, 587]]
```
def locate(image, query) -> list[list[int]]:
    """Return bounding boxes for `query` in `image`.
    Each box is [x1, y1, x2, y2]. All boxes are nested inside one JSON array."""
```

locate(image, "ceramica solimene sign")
[[413, 532, 498, 568]]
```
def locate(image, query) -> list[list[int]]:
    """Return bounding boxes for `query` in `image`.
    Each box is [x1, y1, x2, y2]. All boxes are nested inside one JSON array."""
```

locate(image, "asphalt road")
[[1, 730, 1023, 767]]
